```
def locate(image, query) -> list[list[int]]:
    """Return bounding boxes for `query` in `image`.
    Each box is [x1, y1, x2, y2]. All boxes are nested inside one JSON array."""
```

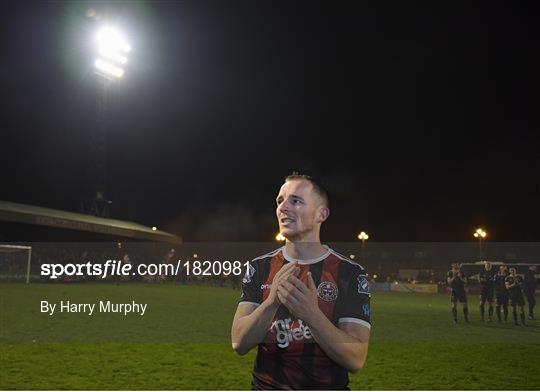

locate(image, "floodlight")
[[95, 59, 124, 78], [94, 26, 130, 80]]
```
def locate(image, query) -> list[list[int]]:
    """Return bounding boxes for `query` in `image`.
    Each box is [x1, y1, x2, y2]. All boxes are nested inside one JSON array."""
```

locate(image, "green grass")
[[1, 283, 539, 389]]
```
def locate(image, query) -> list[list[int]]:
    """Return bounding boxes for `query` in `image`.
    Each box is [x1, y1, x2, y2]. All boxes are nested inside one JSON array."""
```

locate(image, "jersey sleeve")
[[239, 260, 262, 307], [336, 266, 371, 330]]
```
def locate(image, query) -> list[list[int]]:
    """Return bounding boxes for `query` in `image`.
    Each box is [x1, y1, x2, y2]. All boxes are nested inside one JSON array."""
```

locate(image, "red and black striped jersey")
[[239, 246, 371, 390]]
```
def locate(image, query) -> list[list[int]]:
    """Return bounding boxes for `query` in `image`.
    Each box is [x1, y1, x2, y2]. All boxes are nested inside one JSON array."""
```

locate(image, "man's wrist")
[[261, 297, 280, 314], [304, 307, 327, 333]]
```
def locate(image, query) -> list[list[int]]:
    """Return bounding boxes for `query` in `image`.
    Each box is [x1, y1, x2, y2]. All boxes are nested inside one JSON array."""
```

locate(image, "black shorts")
[[495, 293, 509, 306], [510, 293, 525, 307], [480, 288, 494, 302], [451, 291, 467, 303]]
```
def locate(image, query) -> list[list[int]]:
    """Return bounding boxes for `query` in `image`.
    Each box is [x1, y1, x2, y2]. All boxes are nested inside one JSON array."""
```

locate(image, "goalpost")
[[0, 244, 32, 284]]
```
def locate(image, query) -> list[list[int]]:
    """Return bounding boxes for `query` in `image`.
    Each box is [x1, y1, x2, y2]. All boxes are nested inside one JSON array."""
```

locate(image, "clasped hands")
[[268, 262, 321, 323]]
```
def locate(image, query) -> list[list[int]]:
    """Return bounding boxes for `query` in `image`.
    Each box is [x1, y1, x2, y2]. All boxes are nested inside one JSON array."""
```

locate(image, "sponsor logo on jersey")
[[317, 281, 338, 302], [270, 318, 313, 348], [261, 283, 272, 290], [357, 274, 370, 294], [242, 263, 255, 284]]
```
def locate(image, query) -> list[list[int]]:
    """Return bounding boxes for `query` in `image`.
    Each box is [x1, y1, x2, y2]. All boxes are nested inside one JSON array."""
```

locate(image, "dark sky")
[[1, 1, 539, 241]]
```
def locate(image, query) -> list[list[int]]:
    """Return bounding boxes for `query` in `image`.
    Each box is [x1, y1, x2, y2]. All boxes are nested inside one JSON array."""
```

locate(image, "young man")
[[494, 265, 509, 322], [231, 173, 371, 389], [447, 262, 469, 323], [523, 265, 537, 320], [505, 267, 526, 326], [478, 262, 495, 321]]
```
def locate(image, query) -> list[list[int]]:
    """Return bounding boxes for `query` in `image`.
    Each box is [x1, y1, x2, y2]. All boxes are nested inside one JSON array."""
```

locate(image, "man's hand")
[[267, 262, 300, 307], [231, 262, 301, 355], [277, 272, 321, 324], [277, 272, 371, 372]]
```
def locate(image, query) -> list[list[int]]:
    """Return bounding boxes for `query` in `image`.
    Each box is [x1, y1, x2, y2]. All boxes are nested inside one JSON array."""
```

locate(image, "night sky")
[[2, 1, 539, 241]]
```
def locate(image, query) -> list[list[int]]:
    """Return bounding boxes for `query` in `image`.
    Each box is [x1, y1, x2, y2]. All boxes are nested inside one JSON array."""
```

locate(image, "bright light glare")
[[94, 26, 130, 80], [358, 231, 369, 240], [96, 27, 130, 53], [95, 59, 124, 78], [474, 228, 487, 238], [99, 48, 128, 64], [275, 233, 286, 241]]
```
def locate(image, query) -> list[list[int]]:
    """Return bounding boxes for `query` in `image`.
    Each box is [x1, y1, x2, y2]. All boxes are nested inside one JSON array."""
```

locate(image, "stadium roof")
[[0, 200, 181, 244]]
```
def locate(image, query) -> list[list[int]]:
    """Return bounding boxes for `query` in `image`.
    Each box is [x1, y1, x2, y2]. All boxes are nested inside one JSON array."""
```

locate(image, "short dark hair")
[[284, 172, 329, 208]]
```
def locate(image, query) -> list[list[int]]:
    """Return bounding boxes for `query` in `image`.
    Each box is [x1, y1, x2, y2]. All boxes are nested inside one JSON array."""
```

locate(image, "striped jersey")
[[239, 246, 371, 390]]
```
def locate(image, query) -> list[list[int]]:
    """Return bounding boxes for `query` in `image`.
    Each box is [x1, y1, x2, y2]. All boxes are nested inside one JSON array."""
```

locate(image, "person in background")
[[505, 267, 526, 326], [493, 265, 509, 323], [523, 265, 537, 320], [478, 262, 495, 322], [447, 262, 469, 324]]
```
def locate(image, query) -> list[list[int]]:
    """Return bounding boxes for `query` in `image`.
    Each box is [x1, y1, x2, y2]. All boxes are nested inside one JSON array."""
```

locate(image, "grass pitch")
[[1, 283, 539, 390]]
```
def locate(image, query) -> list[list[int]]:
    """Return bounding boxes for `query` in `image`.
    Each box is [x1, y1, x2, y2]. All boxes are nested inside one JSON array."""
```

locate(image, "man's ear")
[[317, 207, 330, 223]]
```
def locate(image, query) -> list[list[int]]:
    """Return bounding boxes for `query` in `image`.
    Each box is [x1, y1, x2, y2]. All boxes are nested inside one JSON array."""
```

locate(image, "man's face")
[[275, 179, 328, 241], [509, 268, 516, 276], [485, 262, 492, 271]]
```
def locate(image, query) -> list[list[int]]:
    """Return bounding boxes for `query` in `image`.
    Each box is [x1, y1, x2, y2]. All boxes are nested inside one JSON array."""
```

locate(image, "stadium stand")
[[0, 200, 181, 243]]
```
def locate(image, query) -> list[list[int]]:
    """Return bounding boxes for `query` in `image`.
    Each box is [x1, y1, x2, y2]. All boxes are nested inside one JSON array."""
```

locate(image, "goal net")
[[0, 244, 32, 283]]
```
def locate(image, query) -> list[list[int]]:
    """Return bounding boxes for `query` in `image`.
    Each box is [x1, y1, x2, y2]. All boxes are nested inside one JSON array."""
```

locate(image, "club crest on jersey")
[[242, 263, 255, 284], [357, 275, 370, 294], [317, 281, 338, 302]]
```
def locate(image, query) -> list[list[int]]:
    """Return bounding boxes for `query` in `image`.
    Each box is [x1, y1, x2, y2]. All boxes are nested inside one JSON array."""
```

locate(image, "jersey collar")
[[281, 245, 332, 265]]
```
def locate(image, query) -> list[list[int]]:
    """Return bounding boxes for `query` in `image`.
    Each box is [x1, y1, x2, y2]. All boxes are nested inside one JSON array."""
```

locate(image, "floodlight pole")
[[358, 231, 369, 265], [82, 26, 129, 218], [82, 78, 112, 217], [478, 237, 483, 260], [94, 78, 112, 217]]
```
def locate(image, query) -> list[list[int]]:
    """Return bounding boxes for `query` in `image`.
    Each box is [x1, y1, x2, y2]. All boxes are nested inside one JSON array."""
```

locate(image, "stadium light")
[[473, 228, 487, 260], [275, 233, 286, 242], [94, 26, 130, 80], [358, 232, 369, 241], [151, 226, 157, 231], [83, 25, 132, 217], [357, 231, 369, 264], [473, 228, 487, 239]]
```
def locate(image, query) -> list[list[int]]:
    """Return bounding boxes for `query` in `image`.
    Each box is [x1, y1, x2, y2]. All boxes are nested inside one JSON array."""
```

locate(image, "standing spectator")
[[494, 265, 510, 323], [447, 262, 469, 323], [505, 267, 526, 326], [523, 265, 537, 320], [478, 262, 495, 322]]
